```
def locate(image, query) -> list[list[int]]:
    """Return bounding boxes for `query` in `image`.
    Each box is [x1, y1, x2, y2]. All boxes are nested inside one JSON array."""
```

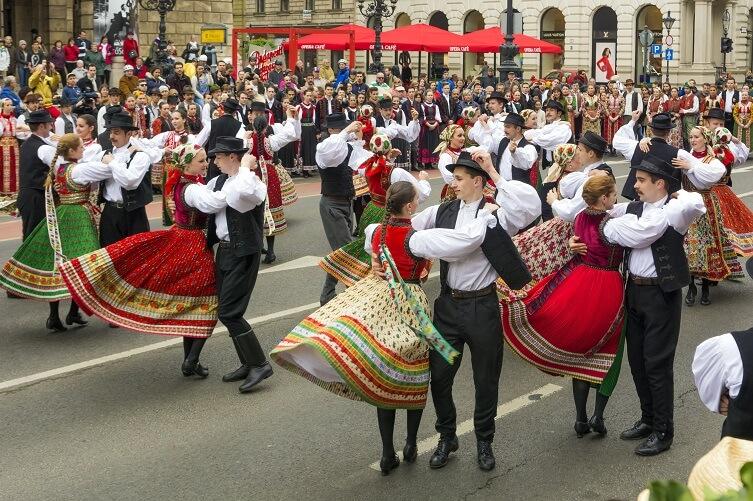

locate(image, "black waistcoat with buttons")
[[98, 150, 153, 211], [435, 198, 531, 291], [722, 328, 753, 441], [625, 200, 689, 292], [319, 144, 355, 198], [495, 136, 535, 185], [206, 173, 265, 256]]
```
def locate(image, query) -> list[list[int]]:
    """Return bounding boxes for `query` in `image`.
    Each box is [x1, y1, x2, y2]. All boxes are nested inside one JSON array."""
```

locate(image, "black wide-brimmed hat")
[[208, 136, 248, 156], [325, 112, 351, 130], [250, 100, 266, 112], [503, 113, 525, 128], [222, 98, 241, 113], [445, 150, 490, 180], [578, 131, 609, 154], [104, 111, 139, 131], [706, 108, 725, 121], [486, 91, 507, 104], [636, 154, 681, 192], [26, 109, 54, 124], [649, 112, 674, 130], [544, 99, 564, 114], [378, 97, 393, 109]]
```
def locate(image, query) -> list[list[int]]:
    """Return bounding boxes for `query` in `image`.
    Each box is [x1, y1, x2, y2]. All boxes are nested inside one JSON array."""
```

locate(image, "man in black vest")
[[494, 113, 539, 184], [97, 106, 122, 151], [411, 150, 540, 471], [205, 137, 273, 394], [17, 109, 55, 240], [614, 111, 681, 200], [99, 110, 154, 247], [206, 98, 245, 180], [573, 155, 705, 455], [314, 113, 373, 306]]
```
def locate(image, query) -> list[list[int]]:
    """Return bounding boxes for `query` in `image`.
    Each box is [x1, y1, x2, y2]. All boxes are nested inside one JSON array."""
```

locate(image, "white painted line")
[[739, 190, 753, 198], [368, 383, 563, 471], [0, 302, 320, 393], [259, 255, 323, 274]]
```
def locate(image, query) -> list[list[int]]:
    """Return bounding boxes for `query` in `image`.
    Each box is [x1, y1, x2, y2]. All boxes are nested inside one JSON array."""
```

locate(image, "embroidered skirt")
[[270, 276, 430, 410], [59, 227, 217, 337], [0, 135, 19, 195], [0, 204, 99, 300], [261, 161, 296, 236], [353, 173, 370, 198], [299, 124, 318, 172], [714, 184, 753, 257]]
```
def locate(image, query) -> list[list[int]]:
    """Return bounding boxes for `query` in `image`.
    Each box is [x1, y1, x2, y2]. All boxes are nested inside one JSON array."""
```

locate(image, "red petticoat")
[[714, 184, 753, 257]]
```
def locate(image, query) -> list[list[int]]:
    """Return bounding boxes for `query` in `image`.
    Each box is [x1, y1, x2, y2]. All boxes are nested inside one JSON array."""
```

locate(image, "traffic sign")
[[665, 35, 674, 47], [651, 44, 662, 56], [665, 48, 674, 61]]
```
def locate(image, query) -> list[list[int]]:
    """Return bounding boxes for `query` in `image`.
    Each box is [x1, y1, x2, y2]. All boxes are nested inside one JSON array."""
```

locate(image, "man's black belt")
[[629, 274, 661, 286], [217, 241, 232, 249], [322, 194, 353, 202], [104, 201, 126, 209], [442, 283, 496, 299]]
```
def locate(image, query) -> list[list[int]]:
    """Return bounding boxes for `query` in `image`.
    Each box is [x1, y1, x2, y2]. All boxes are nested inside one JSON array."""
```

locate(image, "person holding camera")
[[28, 62, 60, 103]]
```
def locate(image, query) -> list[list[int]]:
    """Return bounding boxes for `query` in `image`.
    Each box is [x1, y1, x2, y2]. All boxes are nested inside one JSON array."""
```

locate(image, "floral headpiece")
[[461, 107, 478, 121], [714, 127, 733, 145], [544, 143, 577, 183], [171, 142, 203, 168], [369, 133, 392, 155], [434, 124, 462, 154], [360, 104, 373, 117]]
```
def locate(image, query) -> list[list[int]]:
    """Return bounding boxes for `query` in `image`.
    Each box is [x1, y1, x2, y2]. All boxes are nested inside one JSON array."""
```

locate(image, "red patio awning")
[[380, 23, 467, 52], [284, 23, 375, 50], [454, 27, 563, 54]]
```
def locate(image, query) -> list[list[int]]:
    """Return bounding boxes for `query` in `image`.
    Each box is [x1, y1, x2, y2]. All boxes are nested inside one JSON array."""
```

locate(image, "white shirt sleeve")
[[687, 95, 699, 114], [191, 123, 211, 147], [15, 114, 29, 141], [437, 152, 455, 184], [692, 333, 744, 413], [678, 150, 726, 190], [552, 183, 587, 222], [38, 144, 56, 166], [380, 119, 420, 143], [315, 129, 351, 168], [408, 212, 498, 261], [558, 171, 587, 200], [511, 143, 538, 171], [109, 150, 152, 190], [602, 211, 668, 248], [364, 223, 379, 256], [664, 190, 706, 234], [468, 121, 503, 154], [267, 118, 300, 152], [130, 137, 165, 164], [730, 140, 750, 166], [54, 117, 66, 136], [145, 131, 169, 149], [97, 106, 106, 133], [224, 166, 267, 212], [411, 204, 439, 230], [613, 120, 639, 161], [389, 167, 431, 203], [183, 182, 228, 214], [70, 158, 112, 184], [524, 121, 571, 150], [494, 177, 542, 235]]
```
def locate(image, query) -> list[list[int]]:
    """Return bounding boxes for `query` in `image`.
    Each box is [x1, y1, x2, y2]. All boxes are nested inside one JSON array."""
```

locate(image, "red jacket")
[[98, 43, 114, 65], [63, 45, 79, 62], [123, 38, 140, 67]]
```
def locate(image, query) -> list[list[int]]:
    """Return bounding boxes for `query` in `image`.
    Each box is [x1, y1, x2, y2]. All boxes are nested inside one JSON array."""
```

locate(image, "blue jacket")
[[0, 87, 21, 115], [334, 67, 350, 90], [62, 85, 82, 104], [437, 78, 455, 92]]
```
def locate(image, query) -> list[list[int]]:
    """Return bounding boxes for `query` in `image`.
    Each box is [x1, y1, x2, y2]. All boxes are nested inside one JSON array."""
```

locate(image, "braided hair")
[[45, 133, 82, 189], [378, 180, 417, 250]]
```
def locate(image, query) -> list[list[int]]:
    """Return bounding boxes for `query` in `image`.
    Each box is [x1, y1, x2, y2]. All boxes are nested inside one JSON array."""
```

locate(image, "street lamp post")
[[638, 26, 654, 85], [138, 0, 177, 75], [357, 0, 397, 74], [722, 8, 731, 74], [662, 11, 675, 83], [498, 0, 521, 80]]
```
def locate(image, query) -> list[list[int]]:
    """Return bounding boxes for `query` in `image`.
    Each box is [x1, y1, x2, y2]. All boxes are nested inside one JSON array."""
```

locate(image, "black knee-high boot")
[[685, 275, 697, 306], [263, 236, 276, 264], [403, 408, 423, 463], [181, 338, 208, 378], [376, 408, 400, 475], [589, 386, 609, 435], [182, 337, 193, 360], [593, 390, 609, 419], [47, 302, 67, 332], [572, 379, 591, 437], [65, 300, 88, 326], [700, 278, 711, 305]]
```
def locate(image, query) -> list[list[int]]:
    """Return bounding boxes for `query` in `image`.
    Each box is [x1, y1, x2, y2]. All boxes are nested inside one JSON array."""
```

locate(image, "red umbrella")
[[379, 23, 467, 52], [285, 24, 375, 51], [457, 27, 563, 54]]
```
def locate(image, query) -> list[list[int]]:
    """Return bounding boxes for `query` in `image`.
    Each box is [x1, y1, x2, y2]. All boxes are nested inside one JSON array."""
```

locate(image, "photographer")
[[28, 62, 60, 102]]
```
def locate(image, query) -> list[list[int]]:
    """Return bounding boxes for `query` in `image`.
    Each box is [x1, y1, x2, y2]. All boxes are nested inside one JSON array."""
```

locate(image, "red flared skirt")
[[59, 227, 218, 337], [0, 136, 19, 195], [714, 184, 753, 257], [501, 260, 624, 384]]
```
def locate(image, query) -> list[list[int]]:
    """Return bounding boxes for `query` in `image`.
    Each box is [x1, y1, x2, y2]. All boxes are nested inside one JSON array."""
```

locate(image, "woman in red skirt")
[[0, 98, 20, 198], [500, 175, 625, 437], [60, 142, 221, 378]]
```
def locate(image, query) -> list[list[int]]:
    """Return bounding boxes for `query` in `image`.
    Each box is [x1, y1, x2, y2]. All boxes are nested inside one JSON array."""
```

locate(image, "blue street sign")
[[651, 44, 662, 56], [665, 48, 674, 61]]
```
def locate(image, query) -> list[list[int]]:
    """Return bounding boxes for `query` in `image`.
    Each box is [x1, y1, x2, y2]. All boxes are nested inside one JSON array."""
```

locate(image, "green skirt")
[[0, 204, 99, 300], [319, 201, 385, 287]]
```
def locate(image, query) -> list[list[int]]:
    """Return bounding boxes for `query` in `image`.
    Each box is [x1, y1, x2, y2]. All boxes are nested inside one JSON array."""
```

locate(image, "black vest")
[[622, 138, 680, 200], [435, 199, 531, 291], [19, 134, 49, 191], [495, 136, 536, 184], [206, 173, 265, 256], [61, 113, 76, 134], [722, 328, 753, 441], [99, 150, 154, 211], [319, 144, 355, 198], [626, 200, 689, 292], [206, 115, 244, 180]]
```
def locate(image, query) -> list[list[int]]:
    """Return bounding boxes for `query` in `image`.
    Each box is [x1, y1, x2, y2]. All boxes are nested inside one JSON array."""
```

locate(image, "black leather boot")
[[429, 435, 458, 469], [262, 236, 276, 264], [65, 302, 88, 326], [685, 279, 697, 306], [47, 302, 67, 332], [700, 279, 711, 306], [477, 440, 496, 471], [236, 330, 273, 393], [181, 338, 209, 378], [222, 336, 250, 382]]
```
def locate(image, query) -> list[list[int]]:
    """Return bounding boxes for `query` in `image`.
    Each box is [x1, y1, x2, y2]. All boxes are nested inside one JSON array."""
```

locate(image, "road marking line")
[[0, 302, 320, 393], [368, 383, 563, 471], [739, 190, 753, 198], [259, 255, 323, 274]]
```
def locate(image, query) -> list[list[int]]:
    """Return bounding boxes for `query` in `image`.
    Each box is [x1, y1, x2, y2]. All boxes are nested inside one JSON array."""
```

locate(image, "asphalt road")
[[1, 157, 752, 501]]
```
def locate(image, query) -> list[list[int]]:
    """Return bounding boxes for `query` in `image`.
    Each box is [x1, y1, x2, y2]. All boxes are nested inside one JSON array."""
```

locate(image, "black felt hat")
[[578, 131, 609, 154], [705, 108, 725, 121], [544, 99, 564, 114], [26, 109, 54, 124], [104, 111, 139, 130], [503, 113, 525, 128], [636, 154, 681, 193], [445, 150, 490, 179], [378, 97, 393, 109], [208, 136, 248, 156], [250, 100, 266, 112], [222, 98, 241, 113], [325, 112, 351, 130], [486, 91, 507, 104], [649, 112, 674, 130]]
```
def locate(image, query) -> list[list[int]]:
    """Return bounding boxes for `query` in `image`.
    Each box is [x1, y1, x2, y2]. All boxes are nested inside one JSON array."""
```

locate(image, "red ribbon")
[[164, 171, 204, 202]]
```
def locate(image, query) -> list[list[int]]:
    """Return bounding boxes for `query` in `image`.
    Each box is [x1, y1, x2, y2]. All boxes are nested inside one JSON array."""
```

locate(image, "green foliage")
[[648, 462, 753, 501], [648, 480, 695, 501]]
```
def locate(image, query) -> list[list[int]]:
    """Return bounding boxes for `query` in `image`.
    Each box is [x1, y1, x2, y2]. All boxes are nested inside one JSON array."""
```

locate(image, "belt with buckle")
[[104, 200, 125, 209], [217, 241, 232, 249], [629, 274, 661, 286], [444, 283, 496, 299]]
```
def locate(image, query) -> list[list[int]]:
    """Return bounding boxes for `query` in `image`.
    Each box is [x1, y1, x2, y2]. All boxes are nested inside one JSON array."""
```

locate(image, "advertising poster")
[[594, 42, 617, 83]]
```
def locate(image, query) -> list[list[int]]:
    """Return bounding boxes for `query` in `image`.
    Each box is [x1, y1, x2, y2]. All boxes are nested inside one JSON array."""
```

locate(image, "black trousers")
[[725, 113, 734, 134], [17, 188, 45, 240], [99, 204, 150, 247], [430, 291, 504, 442], [538, 181, 556, 222], [625, 282, 682, 435], [215, 246, 261, 337]]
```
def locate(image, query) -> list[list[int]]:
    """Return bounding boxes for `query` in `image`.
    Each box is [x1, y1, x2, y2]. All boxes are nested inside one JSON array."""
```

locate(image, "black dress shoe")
[[700, 287, 711, 306], [222, 364, 250, 382], [620, 420, 653, 441], [181, 359, 209, 378], [65, 312, 89, 326], [685, 285, 697, 306], [589, 415, 607, 436], [477, 440, 496, 471], [574, 420, 591, 438], [46, 315, 68, 332], [239, 362, 273, 393], [634, 432, 673, 456], [403, 442, 417, 463], [379, 454, 400, 475], [429, 435, 458, 469], [262, 252, 276, 265]]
